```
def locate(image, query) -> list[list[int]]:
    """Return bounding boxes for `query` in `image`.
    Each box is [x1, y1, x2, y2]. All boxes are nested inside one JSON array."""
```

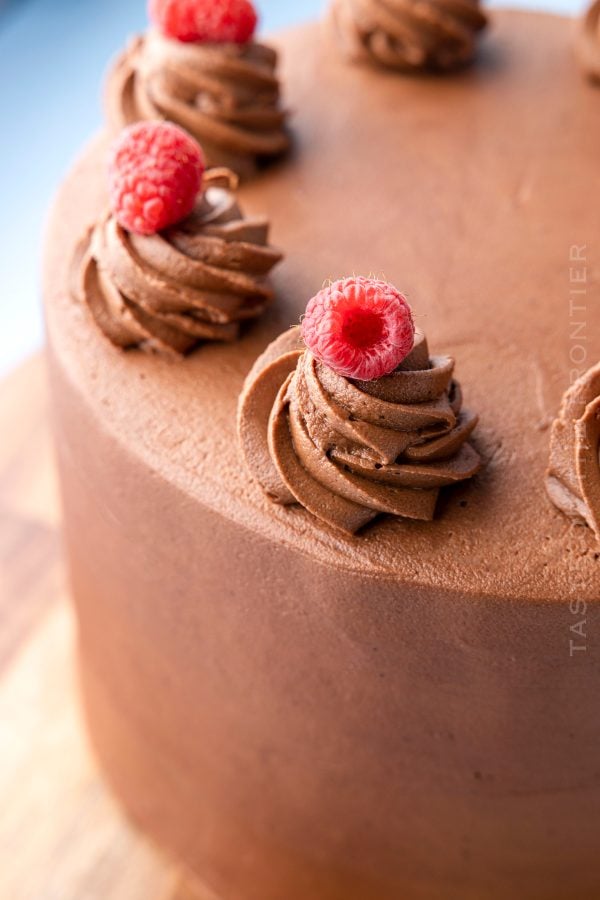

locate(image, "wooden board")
[[0, 355, 213, 900]]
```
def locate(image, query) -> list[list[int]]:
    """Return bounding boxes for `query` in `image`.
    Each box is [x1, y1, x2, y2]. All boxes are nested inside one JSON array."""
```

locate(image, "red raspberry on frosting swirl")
[[301, 276, 415, 381], [149, 0, 258, 44], [109, 121, 205, 235], [239, 278, 481, 534]]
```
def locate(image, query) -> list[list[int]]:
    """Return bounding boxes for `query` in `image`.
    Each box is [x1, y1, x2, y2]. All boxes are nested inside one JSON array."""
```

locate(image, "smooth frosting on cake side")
[[45, 11, 600, 900]]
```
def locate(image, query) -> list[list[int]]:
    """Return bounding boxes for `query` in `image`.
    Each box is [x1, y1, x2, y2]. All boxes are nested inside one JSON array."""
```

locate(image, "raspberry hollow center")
[[341, 308, 385, 351]]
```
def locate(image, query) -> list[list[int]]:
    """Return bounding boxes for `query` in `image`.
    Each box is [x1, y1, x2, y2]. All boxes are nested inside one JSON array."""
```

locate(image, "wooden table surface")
[[0, 355, 211, 900]]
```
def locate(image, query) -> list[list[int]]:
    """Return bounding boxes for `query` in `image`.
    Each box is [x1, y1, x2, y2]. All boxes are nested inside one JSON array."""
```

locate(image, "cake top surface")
[[45, 10, 600, 601]]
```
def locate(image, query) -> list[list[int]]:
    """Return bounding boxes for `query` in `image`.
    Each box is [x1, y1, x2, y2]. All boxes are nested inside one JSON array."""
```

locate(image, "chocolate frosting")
[[330, 0, 488, 71], [578, 0, 600, 82], [546, 363, 600, 542], [105, 30, 290, 178], [45, 15, 600, 900], [239, 326, 481, 533], [71, 169, 282, 356]]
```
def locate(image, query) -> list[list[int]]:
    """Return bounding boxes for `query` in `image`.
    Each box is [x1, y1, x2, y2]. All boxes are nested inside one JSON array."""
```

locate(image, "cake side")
[[48, 319, 600, 900], [44, 11, 600, 601]]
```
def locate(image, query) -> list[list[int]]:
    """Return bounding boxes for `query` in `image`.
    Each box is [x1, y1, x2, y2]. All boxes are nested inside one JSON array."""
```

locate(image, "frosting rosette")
[[577, 0, 600, 82], [330, 0, 488, 72], [105, 30, 290, 178], [71, 169, 282, 356], [238, 326, 481, 534], [546, 363, 600, 542]]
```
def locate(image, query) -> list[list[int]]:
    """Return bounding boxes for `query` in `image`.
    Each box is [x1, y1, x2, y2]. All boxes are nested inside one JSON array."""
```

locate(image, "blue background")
[[0, 0, 583, 376]]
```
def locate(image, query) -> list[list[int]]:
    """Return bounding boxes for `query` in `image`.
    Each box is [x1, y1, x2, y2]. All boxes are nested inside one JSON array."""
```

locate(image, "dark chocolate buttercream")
[[105, 30, 290, 178], [546, 363, 600, 542], [72, 169, 282, 356], [330, 0, 488, 71], [239, 327, 481, 533]]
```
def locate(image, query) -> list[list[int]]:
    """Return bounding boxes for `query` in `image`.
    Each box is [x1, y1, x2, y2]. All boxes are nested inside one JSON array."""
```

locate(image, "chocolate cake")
[[44, 7, 600, 900]]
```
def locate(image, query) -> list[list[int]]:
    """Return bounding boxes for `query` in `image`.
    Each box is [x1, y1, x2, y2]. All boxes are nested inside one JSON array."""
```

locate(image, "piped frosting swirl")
[[577, 0, 600, 82], [546, 363, 600, 542], [330, 0, 488, 72], [238, 326, 481, 534], [105, 30, 290, 178], [71, 169, 282, 356]]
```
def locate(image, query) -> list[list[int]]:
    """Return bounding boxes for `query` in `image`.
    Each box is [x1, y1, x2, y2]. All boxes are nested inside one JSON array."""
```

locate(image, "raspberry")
[[148, 0, 258, 44], [108, 121, 205, 235], [301, 277, 415, 381]]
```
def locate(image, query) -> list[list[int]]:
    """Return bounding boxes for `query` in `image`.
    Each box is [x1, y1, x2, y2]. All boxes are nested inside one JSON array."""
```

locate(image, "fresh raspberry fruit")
[[301, 277, 415, 381], [148, 0, 258, 44], [108, 121, 205, 235]]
